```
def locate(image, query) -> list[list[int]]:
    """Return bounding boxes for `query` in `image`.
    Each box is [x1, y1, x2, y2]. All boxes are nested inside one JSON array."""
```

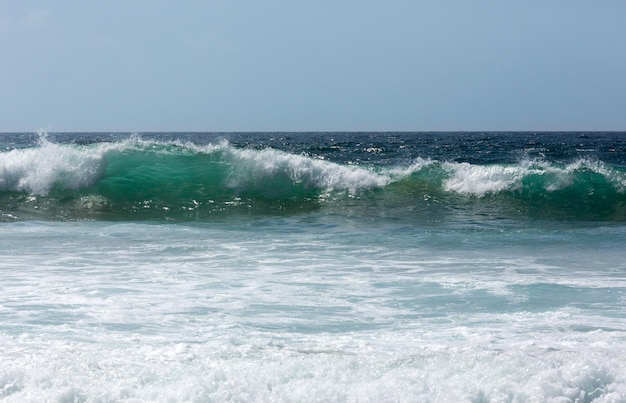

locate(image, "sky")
[[1, 1, 625, 132]]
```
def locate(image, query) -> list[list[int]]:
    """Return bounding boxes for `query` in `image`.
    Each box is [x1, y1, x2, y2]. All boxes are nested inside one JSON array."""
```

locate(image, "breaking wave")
[[1, 136, 625, 222]]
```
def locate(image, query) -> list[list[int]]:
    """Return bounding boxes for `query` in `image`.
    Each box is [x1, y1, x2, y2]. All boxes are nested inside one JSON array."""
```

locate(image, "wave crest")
[[224, 146, 391, 195], [1, 136, 624, 221], [442, 159, 626, 197], [0, 137, 106, 195]]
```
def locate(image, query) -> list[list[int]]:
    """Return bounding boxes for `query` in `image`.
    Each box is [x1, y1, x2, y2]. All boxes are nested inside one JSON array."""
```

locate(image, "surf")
[[0, 135, 625, 222]]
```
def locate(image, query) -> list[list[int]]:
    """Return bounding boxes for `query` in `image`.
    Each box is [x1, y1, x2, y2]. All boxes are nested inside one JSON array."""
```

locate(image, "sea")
[[1, 131, 625, 402]]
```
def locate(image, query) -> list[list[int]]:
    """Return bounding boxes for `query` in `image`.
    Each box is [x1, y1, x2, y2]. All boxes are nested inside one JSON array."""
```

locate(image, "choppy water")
[[1, 132, 625, 402]]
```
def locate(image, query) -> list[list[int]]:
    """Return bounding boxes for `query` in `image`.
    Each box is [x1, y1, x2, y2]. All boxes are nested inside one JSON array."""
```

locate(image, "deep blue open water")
[[1, 132, 625, 401]]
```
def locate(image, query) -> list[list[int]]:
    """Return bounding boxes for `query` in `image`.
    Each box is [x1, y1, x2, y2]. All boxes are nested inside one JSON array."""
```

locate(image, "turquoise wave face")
[[1, 136, 625, 222]]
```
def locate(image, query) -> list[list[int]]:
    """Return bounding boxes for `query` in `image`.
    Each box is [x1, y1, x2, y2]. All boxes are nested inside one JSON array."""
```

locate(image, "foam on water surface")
[[1, 221, 626, 402], [3, 328, 625, 402]]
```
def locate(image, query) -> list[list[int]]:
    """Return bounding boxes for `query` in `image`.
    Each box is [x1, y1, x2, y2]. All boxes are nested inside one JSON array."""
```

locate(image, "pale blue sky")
[[2, 1, 625, 132]]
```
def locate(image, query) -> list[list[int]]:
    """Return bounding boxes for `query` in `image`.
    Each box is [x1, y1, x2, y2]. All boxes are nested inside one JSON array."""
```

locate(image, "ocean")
[[1, 131, 625, 402]]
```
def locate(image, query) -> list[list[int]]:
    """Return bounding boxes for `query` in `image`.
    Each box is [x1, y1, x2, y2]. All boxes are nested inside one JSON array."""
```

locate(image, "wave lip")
[[442, 158, 626, 197], [224, 146, 391, 196]]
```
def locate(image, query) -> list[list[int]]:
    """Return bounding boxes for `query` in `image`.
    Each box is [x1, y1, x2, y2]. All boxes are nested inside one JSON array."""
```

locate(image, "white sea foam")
[[1, 222, 625, 401], [442, 158, 626, 196], [223, 146, 392, 193], [0, 138, 106, 195], [2, 329, 625, 402], [443, 161, 528, 196]]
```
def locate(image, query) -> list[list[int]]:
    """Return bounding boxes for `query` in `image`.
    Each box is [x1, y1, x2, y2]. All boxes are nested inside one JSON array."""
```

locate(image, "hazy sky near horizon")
[[2, 1, 625, 132]]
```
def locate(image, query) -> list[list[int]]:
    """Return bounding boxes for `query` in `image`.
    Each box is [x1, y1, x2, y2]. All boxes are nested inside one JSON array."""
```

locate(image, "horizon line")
[[1, 129, 625, 134]]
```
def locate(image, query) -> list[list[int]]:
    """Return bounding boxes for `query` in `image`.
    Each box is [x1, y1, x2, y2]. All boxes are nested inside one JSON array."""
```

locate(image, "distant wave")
[[1, 137, 625, 222]]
